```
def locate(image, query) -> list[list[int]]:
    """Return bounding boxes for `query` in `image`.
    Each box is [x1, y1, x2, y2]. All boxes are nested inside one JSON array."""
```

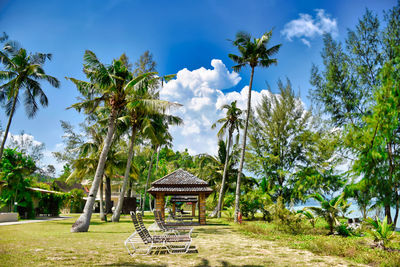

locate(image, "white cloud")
[[281, 9, 338, 46], [160, 59, 276, 157], [301, 38, 311, 48]]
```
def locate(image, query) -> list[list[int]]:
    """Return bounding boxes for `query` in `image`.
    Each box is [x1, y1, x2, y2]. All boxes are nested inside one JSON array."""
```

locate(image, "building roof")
[[148, 169, 213, 196], [27, 187, 64, 195]]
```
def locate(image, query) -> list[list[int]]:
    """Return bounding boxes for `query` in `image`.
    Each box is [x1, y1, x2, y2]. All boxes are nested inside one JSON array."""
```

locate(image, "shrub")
[[269, 197, 307, 234], [0, 149, 36, 218], [365, 216, 395, 248], [240, 189, 272, 220], [206, 195, 217, 211], [37, 193, 66, 216], [67, 189, 85, 213], [336, 222, 356, 237]]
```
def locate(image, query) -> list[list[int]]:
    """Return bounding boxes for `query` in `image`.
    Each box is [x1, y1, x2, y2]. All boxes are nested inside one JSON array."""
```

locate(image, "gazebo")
[[148, 169, 213, 225]]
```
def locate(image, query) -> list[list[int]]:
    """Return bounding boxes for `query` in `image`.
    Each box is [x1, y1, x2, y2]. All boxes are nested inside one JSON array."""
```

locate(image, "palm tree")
[[67, 51, 150, 232], [309, 192, 346, 235], [111, 77, 181, 222], [228, 30, 281, 222], [141, 113, 182, 212], [197, 140, 240, 210], [66, 121, 126, 221], [0, 41, 60, 159], [212, 101, 243, 218]]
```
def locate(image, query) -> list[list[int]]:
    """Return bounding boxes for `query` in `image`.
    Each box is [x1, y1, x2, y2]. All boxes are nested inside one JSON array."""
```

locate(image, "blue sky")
[[0, 0, 397, 173]]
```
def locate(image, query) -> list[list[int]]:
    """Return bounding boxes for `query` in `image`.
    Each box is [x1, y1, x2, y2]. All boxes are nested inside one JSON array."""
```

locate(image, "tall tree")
[[228, 30, 281, 222], [197, 140, 240, 207], [141, 113, 182, 212], [111, 76, 181, 222], [310, 3, 400, 224], [211, 101, 243, 218], [67, 51, 150, 232], [246, 80, 344, 203], [0, 41, 60, 159]]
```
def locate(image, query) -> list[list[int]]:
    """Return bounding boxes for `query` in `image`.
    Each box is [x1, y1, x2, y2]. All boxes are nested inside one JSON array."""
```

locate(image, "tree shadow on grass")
[[194, 227, 234, 235], [195, 258, 264, 267], [101, 263, 167, 267]]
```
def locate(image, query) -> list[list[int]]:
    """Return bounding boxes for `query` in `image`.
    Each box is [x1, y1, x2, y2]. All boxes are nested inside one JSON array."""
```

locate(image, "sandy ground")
[[121, 225, 365, 267]]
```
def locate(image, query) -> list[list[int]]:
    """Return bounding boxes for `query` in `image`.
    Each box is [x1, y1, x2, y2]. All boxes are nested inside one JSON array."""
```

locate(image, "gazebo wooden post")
[[192, 202, 195, 216], [199, 193, 206, 224], [172, 202, 176, 215], [155, 193, 165, 220]]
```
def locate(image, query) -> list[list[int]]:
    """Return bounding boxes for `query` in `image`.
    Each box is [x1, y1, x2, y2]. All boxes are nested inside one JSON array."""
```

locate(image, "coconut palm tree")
[[197, 140, 240, 209], [212, 101, 243, 218], [111, 77, 181, 222], [141, 113, 182, 212], [309, 192, 347, 235], [228, 30, 281, 222], [67, 121, 126, 221], [0, 41, 60, 159], [67, 51, 150, 232]]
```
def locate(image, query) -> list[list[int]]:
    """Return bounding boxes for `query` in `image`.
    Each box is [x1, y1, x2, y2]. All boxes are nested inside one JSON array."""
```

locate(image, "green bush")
[[240, 189, 272, 220], [335, 222, 356, 237], [67, 189, 85, 213], [365, 216, 395, 247], [0, 148, 36, 218], [269, 197, 307, 234], [37, 193, 66, 216]]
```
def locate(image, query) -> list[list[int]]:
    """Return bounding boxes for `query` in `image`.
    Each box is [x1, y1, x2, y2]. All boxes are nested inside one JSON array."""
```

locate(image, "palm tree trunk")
[[99, 175, 106, 221], [71, 108, 118, 232], [0, 92, 18, 159], [127, 179, 132, 198], [105, 176, 112, 214], [155, 146, 160, 172], [234, 66, 254, 223], [216, 130, 233, 218], [142, 148, 156, 212], [393, 192, 399, 228], [112, 127, 137, 222]]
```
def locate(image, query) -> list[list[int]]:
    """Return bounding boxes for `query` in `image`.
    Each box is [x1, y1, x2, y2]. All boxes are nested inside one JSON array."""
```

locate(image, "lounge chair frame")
[[154, 210, 193, 235], [124, 211, 192, 255]]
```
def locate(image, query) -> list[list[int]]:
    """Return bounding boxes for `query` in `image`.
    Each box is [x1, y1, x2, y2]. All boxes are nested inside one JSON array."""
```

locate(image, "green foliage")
[[296, 208, 316, 228], [365, 216, 395, 246], [0, 148, 36, 216], [310, 2, 400, 225], [240, 189, 272, 220], [0, 38, 60, 159], [246, 79, 344, 203], [67, 189, 86, 213], [37, 192, 66, 216], [268, 197, 306, 234], [196, 140, 240, 200], [344, 180, 374, 219], [309, 193, 349, 234], [335, 222, 358, 237]]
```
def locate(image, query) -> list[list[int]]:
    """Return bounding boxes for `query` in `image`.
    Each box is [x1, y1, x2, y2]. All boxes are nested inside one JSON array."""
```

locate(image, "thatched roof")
[[148, 169, 213, 196]]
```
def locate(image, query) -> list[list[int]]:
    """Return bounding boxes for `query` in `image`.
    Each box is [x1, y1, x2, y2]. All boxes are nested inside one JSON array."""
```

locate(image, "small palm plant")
[[309, 193, 346, 234], [297, 208, 316, 228], [365, 216, 395, 248]]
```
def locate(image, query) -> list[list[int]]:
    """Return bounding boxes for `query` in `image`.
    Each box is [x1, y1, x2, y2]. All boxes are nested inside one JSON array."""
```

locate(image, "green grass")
[[236, 219, 400, 267], [0, 213, 362, 267]]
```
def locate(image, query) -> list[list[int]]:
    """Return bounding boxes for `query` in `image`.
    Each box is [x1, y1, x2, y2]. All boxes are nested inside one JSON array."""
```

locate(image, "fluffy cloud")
[[281, 9, 338, 47], [161, 59, 274, 156]]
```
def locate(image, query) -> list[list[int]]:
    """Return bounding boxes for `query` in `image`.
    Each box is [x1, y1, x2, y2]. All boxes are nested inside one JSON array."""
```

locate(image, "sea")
[[293, 199, 400, 229]]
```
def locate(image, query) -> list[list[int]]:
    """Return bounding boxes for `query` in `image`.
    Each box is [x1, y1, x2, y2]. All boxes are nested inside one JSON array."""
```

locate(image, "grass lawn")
[[237, 219, 400, 267], [0, 213, 364, 267]]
